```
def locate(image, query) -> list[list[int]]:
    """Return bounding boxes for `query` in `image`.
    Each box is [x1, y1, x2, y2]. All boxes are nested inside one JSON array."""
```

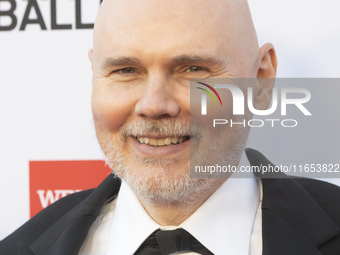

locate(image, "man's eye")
[[121, 68, 136, 73], [188, 66, 203, 72]]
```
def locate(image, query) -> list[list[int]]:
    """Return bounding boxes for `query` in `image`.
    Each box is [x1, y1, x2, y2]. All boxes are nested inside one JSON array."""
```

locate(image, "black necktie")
[[134, 228, 214, 255]]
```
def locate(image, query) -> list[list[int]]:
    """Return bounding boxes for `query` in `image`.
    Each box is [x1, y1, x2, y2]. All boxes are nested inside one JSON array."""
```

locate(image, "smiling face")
[[90, 0, 268, 204]]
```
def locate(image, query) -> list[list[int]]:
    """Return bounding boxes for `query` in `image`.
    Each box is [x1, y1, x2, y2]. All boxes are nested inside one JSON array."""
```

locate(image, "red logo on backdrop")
[[29, 160, 111, 218]]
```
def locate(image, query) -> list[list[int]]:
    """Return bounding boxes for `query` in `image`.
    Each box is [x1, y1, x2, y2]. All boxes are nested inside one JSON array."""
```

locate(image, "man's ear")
[[88, 49, 94, 71], [253, 43, 278, 110]]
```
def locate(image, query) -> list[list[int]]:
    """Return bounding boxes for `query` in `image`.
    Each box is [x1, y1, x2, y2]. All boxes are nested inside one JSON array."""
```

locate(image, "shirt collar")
[[180, 151, 260, 255], [106, 180, 160, 255], [107, 151, 260, 255]]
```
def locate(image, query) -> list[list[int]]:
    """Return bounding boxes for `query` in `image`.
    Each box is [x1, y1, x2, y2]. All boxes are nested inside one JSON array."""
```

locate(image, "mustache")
[[118, 118, 203, 138]]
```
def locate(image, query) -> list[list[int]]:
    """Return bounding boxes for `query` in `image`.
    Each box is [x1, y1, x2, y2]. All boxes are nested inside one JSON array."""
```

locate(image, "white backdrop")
[[1, 0, 340, 240]]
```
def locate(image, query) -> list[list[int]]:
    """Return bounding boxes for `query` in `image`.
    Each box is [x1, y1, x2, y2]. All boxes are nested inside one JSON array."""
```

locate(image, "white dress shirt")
[[79, 151, 263, 255]]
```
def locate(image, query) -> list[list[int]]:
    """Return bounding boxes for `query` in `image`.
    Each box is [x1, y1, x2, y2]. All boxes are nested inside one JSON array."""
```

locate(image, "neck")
[[138, 178, 227, 226]]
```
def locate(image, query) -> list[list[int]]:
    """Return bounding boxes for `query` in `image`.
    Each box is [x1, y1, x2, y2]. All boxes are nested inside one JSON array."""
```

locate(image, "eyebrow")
[[101, 54, 224, 69], [101, 56, 140, 69], [170, 54, 224, 65]]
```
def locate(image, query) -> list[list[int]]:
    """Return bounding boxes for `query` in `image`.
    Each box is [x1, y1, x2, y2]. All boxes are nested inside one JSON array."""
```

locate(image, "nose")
[[135, 75, 181, 119]]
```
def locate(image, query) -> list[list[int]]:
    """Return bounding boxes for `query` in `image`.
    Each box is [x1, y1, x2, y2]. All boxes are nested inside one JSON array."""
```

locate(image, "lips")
[[134, 136, 190, 147]]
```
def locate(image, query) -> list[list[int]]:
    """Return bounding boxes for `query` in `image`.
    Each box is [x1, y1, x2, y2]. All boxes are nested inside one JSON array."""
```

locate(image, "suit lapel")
[[30, 174, 121, 255], [246, 148, 340, 255]]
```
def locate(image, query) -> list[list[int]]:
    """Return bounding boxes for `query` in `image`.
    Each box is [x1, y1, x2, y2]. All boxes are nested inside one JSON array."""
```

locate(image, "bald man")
[[2, 0, 340, 254]]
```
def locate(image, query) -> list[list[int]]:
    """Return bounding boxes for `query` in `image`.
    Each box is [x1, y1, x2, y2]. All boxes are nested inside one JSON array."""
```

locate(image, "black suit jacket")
[[1, 149, 340, 255]]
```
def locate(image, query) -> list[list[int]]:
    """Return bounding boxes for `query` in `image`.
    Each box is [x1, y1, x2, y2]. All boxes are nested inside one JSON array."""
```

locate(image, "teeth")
[[137, 136, 188, 146], [149, 138, 158, 146], [165, 138, 172, 145], [157, 139, 165, 146]]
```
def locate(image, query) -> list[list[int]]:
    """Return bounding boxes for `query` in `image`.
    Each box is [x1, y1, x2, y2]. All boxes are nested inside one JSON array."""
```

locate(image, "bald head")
[[91, 0, 264, 77]]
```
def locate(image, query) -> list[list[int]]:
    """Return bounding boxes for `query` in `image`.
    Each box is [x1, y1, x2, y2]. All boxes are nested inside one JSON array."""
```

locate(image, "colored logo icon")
[[196, 82, 223, 106]]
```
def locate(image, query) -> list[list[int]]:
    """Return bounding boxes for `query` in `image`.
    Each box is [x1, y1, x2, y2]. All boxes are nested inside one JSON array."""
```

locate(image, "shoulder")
[[0, 189, 94, 254], [246, 148, 340, 224], [294, 177, 340, 226]]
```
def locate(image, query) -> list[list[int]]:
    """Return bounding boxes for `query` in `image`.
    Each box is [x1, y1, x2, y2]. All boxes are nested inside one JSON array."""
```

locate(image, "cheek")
[[190, 88, 234, 125], [91, 82, 137, 133], [175, 85, 191, 115]]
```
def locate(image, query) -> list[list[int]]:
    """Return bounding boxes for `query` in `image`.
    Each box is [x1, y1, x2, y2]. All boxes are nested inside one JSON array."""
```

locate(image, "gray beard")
[[99, 117, 248, 206]]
